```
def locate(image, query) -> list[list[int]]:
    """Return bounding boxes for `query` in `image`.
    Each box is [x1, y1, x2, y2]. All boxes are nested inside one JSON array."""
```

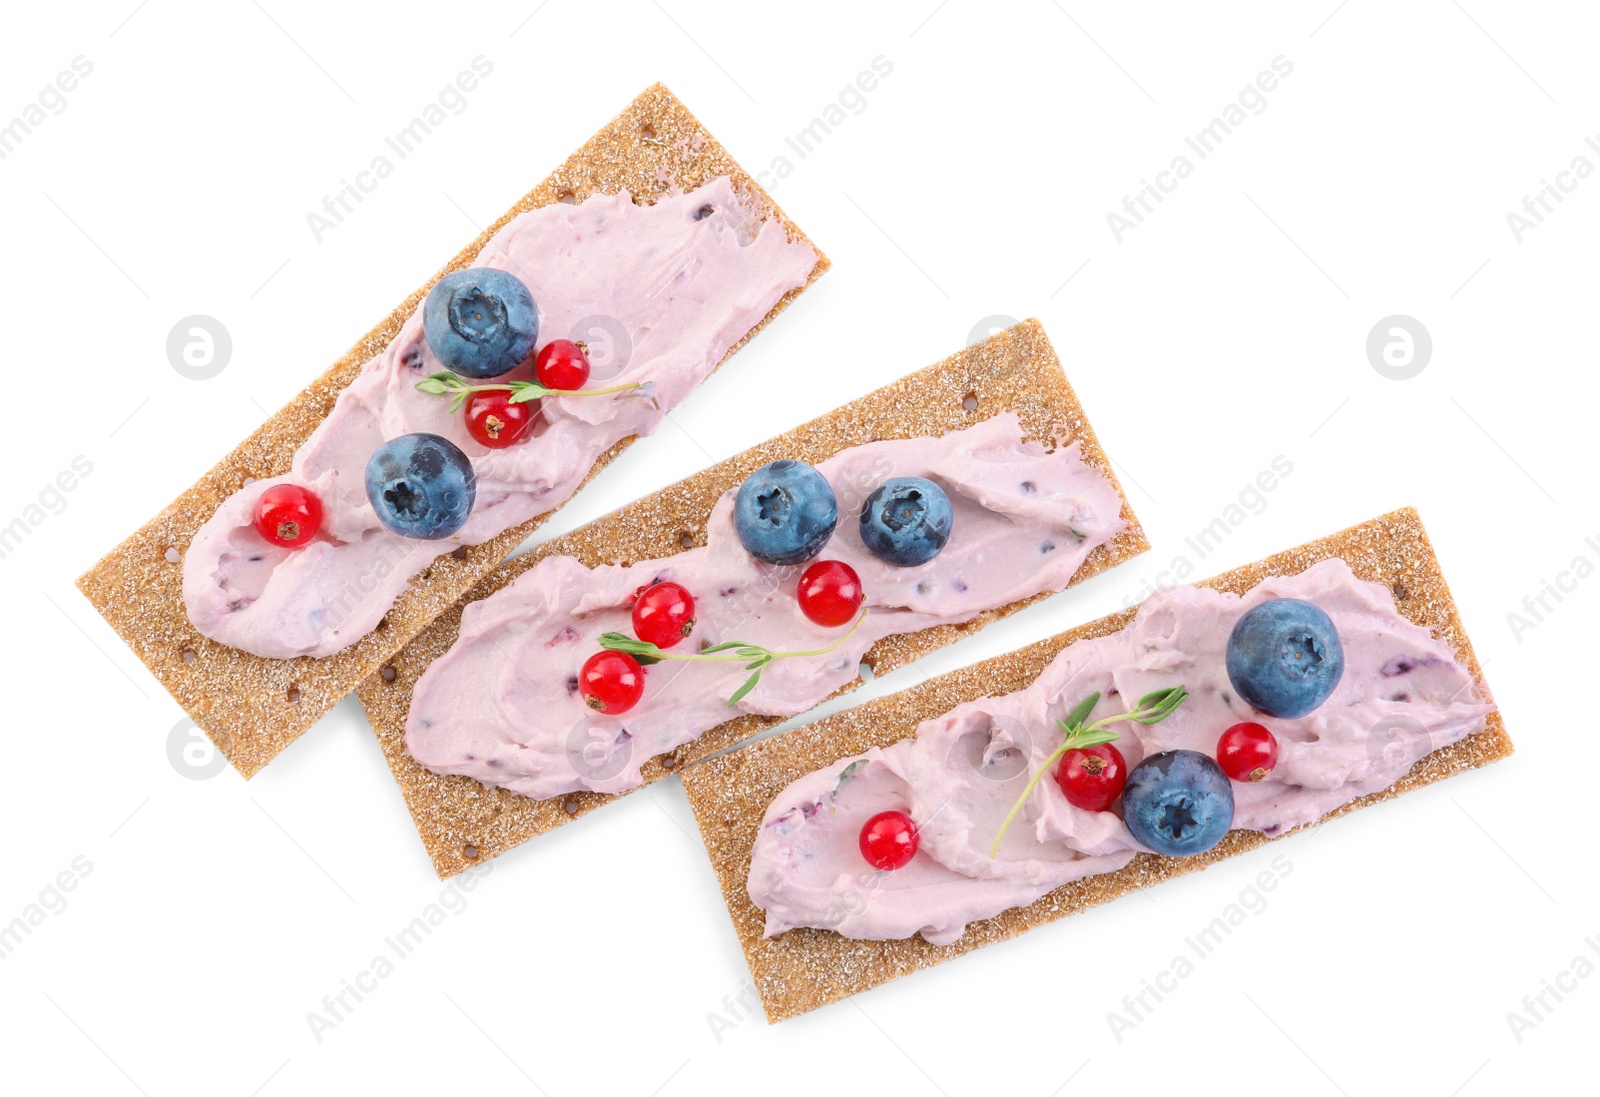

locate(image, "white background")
[[0, 1, 1590, 1093]]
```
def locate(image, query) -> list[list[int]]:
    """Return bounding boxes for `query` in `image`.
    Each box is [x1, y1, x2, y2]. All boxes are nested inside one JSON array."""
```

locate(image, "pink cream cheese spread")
[[747, 559, 1495, 945], [182, 178, 818, 659], [405, 413, 1128, 801]]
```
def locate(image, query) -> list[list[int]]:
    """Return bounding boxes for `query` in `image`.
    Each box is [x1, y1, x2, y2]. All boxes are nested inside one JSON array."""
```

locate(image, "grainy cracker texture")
[[678, 508, 1513, 1021], [355, 320, 1148, 877], [76, 84, 827, 776]]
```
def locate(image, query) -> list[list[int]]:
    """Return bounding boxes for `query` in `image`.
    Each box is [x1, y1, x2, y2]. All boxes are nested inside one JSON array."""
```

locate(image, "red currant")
[[1054, 742, 1127, 812], [579, 650, 645, 714], [535, 339, 591, 391], [252, 484, 323, 548], [632, 581, 696, 649], [1217, 722, 1279, 782], [797, 560, 864, 627], [859, 810, 918, 871], [463, 390, 534, 448]]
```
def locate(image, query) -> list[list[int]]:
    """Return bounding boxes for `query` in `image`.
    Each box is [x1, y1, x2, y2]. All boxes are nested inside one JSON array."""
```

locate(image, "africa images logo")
[[1107, 56, 1294, 242], [0, 55, 93, 162], [306, 56, 495, 242]]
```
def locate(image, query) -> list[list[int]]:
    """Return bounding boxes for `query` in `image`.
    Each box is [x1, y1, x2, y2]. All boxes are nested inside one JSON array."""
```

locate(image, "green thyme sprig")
[[598, 610, 869, 708], [988, 685, 1188, 858], [415, 371, 651, 413]]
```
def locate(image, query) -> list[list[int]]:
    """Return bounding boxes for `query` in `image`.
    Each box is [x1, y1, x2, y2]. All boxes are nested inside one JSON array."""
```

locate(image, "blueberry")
[[364, 433, 476, 539], [422, 268, 539, 379], [1121, 749, 1234, 857], [733, 460, 838, 565], [859, 476, 952, 567], [1225, 598, 1345, 719]]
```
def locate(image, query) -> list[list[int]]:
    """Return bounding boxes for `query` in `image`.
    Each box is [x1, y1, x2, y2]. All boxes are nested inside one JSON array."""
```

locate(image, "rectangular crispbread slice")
[[678, 507, 1513, 1022], [75, 84, 827, 777], [354, 319, 1149, 877]]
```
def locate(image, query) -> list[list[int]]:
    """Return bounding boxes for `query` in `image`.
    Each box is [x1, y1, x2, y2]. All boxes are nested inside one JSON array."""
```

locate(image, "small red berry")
[[632, 581, 696, 649], [579, 650, 645, 714], [797, 560, 864, 627], [1217, 722, 1279, 782], [1055, 742, 1127, 812], [859, 810, 918, 871], [535, 339, 591, 391], [463, 390, 534, 448], [252, 484, 323, 548]]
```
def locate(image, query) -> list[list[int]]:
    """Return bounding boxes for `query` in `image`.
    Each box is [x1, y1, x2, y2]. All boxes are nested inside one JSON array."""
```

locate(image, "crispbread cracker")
[[355, 319, 1149, 877], [76, 84, 827, 777], [678, 508, 1513, 1022]]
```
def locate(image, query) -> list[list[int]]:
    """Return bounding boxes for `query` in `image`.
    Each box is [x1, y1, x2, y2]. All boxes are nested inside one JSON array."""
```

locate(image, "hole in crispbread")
[[181, 648, 196, 665], [380, 665, 397, 683], [680, 532, 695, 550], [287, 686, 302, 703], [662, 755, 677, 770], [562, 799, 579, 815], [1393, 582, 1409, 601], [557, 188, 575, 204], [962, 391, 979, 412], [640, 122, 656, 140], [462, 844, 479, 860], [164, 546, 181, 563]]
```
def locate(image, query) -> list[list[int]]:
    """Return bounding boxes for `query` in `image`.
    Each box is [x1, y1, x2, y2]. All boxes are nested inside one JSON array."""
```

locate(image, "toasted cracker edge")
[[677, 506, 1514, 1022], [75, 84, 828, 777], [355, 319, 1149, 877]]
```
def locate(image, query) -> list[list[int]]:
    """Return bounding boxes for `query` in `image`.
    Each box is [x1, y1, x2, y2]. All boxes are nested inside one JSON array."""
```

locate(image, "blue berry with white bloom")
[[365, 433, 476, 539], [733, 460, 838, 565], [1226, 598, 1345, 719], [860, 477, 952, 567], [423, 268, 539, 379], [1121, 750, 1234, 857]]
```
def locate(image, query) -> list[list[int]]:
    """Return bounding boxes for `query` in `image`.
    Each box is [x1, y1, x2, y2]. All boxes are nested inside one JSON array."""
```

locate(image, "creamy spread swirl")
[[182, 178, 818, 658], [747, 559, 1494, 945], [405, 414, 1128, 801]]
